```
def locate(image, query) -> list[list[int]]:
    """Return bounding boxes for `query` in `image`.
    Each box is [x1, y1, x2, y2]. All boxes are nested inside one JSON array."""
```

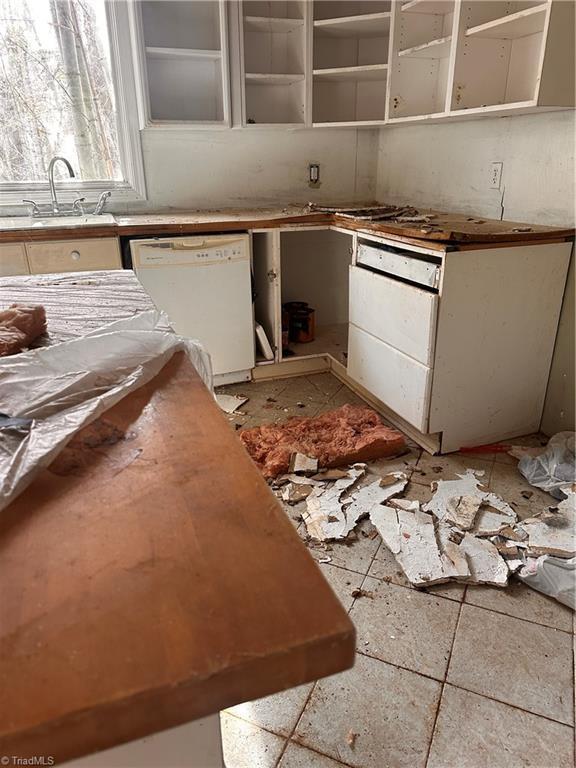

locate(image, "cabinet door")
[[26, 239, 121, 274], [347, 323, 432, 432], [349, 265, 438, 366], [0, 243, 29, 276]]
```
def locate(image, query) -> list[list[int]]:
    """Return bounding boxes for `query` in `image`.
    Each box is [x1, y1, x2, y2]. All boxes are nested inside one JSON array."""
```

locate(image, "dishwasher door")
[[130, 235, 255, 383]]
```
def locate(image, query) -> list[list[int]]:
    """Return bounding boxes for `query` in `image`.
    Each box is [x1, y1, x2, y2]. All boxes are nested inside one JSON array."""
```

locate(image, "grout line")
[[424, 592, 466, 766], [273, 682, 318, 767]]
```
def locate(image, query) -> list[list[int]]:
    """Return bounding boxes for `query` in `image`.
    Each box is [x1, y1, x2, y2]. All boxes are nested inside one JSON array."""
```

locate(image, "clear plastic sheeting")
[[0, 310, 212, 513], [517, 432, 576, 500], [519, 555, 576, 610]]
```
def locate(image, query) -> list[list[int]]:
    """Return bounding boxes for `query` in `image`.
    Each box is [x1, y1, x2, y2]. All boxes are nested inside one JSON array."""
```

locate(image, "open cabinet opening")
[[280, 230, 353, 365]]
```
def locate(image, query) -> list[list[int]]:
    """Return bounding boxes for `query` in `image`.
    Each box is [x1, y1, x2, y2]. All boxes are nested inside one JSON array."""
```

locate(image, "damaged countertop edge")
[[1, 625, 355, 755]]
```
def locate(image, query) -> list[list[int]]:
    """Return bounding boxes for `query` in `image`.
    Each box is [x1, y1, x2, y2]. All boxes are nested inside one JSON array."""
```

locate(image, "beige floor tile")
[[466, 580, 573, 632], [226, 682, 314, 738], [427, 684, 575, 768], [304, 518, 381, 575], [492, 433, 548, 466], [413, 451, 493, 487], [294, 653, 441, 768], [326, 387, 369, 410], [351, 577, 460, 679], [304, 373, 344, 400], [489, 462, 556, 518], [318, 562, 364, 612], [279, 742, 346, 767], [365, 447, 422, 477], [447, 604, 574, 725], [220, 712, 286, 767]]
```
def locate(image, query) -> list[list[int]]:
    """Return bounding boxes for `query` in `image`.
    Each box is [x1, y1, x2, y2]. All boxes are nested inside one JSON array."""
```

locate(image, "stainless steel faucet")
[[48, 156, 75, 214], [93, 190, 111, 215]]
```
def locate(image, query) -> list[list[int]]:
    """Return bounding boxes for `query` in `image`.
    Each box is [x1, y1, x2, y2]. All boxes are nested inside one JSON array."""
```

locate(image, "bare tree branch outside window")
[[0, 0, 121, 182]]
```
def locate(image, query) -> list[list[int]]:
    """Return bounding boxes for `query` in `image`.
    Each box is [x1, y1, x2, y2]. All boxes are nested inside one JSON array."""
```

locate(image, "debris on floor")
[[515, 431, 575, 500], [519, 551, 576, 609], [215, 393, 248, 414], [240, 404, 406, 478], [288, 452, 318, 475]]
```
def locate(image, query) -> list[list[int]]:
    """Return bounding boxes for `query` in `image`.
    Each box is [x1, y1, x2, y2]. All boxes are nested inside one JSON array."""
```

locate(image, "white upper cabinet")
[[312, 1, 392, 126], [131, 0, 231, 126], [240, 1, 308, 125], [388, 0, 574, 124], [130, 0, 573, 128]]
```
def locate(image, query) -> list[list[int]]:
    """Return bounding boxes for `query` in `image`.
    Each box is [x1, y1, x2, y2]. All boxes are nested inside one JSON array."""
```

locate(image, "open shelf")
[[314, 64, 388, 81], [146, 47, 221, 60], [465, 3, 547, 40], [244, 16, 304, 33], [401, 0, 454, 14], [314, 12, 391, 37], [139, 1, 227, 125], [246, 73, 304, 85], [399, 35, 451, 58]]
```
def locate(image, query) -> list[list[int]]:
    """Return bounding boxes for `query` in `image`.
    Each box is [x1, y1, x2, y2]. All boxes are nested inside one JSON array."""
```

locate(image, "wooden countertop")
[[0, 205, 573, 246], [0, 277, 355, 763]]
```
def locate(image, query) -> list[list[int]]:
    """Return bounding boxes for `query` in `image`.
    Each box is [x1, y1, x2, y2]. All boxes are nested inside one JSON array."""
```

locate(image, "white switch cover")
[[489, 162, 503, 190]]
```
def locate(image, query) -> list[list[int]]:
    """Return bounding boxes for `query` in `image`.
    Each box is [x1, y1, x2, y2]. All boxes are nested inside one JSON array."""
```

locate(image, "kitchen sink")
[[0, 214, 115, 231]]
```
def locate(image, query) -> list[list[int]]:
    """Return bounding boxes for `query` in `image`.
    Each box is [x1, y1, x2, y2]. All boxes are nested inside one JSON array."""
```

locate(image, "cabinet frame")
[[129, 0, 231, 129]]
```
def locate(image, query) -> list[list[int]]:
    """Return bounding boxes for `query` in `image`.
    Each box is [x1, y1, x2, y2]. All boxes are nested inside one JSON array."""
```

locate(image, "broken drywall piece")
[[444, 494, 482, 530], [215, 393, 248, 414], [288, 452, 318, 475], [423, 470, 517, 530], [311, 468, 350, 481], [371, 506, 470, 586], [302, 464, 368, 540], [472, 507, 519, 536], [458, 533, 509, 586], [281, 483, 313, 505], [518, 493, 576, 558]]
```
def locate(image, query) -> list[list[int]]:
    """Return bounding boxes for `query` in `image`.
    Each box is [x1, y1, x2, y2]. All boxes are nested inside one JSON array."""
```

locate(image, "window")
[[0, 0, 145, 207]]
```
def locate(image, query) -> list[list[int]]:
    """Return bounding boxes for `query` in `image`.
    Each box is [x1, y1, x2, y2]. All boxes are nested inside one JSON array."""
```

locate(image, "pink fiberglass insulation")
[[0, 304, 46, 356], [240, 404, 406, 478]]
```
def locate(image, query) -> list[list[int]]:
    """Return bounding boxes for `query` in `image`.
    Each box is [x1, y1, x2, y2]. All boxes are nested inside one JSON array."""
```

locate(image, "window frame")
[[0, 0, 147, 210]]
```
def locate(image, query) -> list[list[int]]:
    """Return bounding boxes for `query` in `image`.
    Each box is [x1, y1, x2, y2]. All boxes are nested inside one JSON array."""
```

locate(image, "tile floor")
[[217, 374, 575, 768]]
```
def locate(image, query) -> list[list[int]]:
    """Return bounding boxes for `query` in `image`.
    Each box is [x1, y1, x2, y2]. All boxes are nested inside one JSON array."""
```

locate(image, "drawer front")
[[348, 323, 432, 432], [350, 265, 438, 366], [26, 238, 121, 274], [0, 243, 29, 276], [357, 241, 441, 289]]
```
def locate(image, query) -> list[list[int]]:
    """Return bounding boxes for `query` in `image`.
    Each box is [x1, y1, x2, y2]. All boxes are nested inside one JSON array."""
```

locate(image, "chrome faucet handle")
[[72, 197, 86, 215], [93, 190, 111, 215], [22, 199, 41, 216]]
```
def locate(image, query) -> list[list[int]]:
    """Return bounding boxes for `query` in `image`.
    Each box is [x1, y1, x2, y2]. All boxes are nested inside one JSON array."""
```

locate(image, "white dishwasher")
[[130, 234, 254, 384]]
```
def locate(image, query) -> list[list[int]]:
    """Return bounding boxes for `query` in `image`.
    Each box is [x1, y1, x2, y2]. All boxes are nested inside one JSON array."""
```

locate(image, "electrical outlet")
[[489, 162, 503, 190]]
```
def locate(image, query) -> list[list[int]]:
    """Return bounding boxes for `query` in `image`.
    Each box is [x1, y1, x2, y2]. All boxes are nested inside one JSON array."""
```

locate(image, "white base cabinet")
[[251, 226, 572, 453]]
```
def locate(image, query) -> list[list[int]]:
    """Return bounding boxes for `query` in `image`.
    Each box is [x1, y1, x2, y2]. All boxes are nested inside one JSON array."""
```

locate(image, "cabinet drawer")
[[347, 323, 432, 432], [26, 238, 121, 274], [350, 265, 438, 366], [357, 241, 441, 289], [0, 243, 29, 276]]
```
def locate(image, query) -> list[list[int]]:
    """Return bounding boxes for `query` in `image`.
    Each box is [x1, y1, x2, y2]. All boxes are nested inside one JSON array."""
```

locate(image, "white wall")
[[136, 127, 377, 210], [376, 110, 575, 435]]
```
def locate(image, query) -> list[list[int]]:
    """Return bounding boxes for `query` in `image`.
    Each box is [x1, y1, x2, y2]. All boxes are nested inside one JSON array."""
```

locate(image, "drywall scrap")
[[240, 404, 406, 478], [423, 469, 516, 525], [215, 393, 248, 414], [516, 493, 576, 558]]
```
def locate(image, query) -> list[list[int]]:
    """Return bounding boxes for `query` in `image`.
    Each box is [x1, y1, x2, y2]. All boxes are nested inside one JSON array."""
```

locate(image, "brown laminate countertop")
[[0, 272, 355, 763], [0, 204, 573, 246]]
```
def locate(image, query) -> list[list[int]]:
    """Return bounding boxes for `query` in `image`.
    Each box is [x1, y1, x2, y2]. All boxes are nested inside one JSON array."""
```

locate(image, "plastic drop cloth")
[[519, 556, 576, 610], [0, 310, 211, 513], [517, 432, 576, 500]]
